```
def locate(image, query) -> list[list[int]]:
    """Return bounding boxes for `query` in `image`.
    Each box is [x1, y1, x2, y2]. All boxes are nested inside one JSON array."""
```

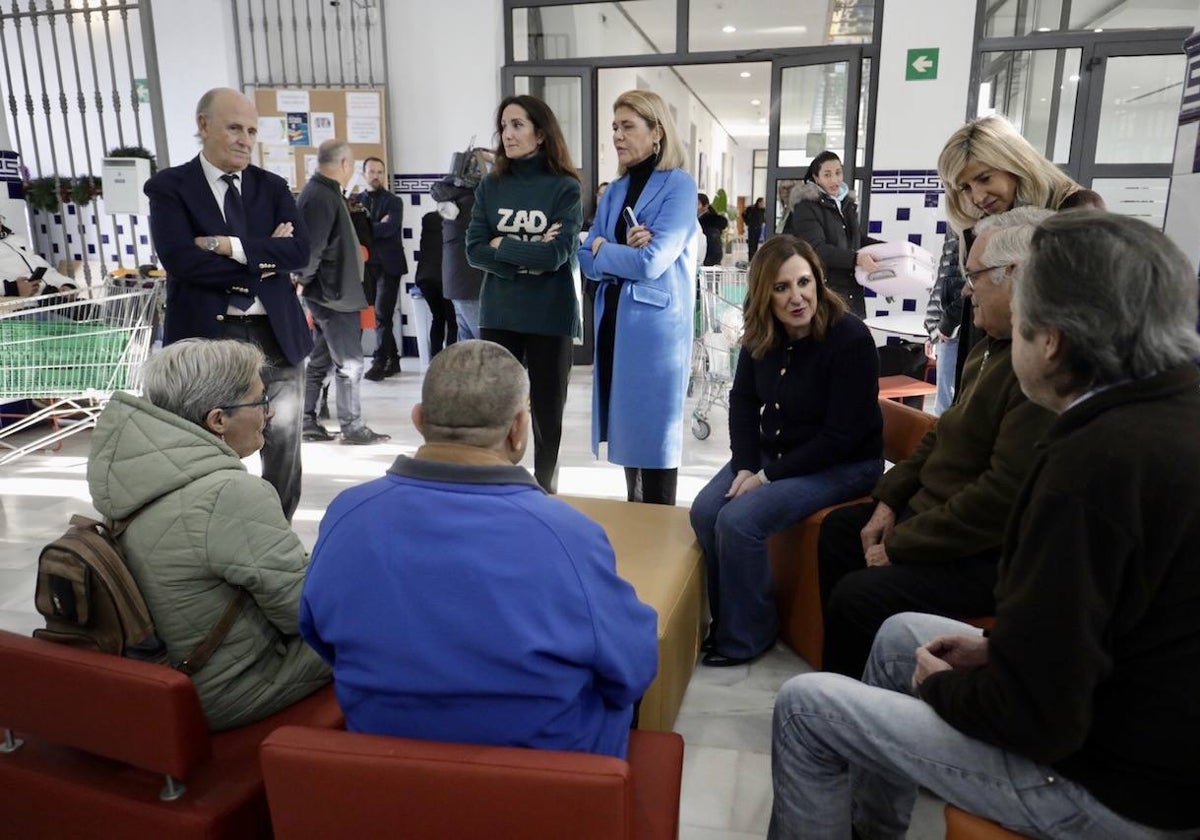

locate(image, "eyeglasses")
[[962, 263, 1013, 291], [219, 393, 270, 413]]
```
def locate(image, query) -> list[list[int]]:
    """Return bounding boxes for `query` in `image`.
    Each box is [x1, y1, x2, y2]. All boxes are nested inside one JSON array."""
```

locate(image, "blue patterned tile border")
[[0, 150, 20, 182], [870, 170, 942, 194], [392, 174, 445, 195]]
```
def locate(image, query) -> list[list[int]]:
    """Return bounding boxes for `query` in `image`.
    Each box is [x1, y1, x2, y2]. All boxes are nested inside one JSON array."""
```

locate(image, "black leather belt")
[[218, 313, 270, 322]]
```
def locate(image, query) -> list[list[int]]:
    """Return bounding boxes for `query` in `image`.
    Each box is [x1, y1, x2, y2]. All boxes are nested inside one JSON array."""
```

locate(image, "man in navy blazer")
[[145, 87, 312, 521], [358, 156, 408, 380]]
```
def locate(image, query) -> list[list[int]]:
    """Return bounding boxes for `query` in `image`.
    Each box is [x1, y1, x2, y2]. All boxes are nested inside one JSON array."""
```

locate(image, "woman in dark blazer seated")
[[689, 236, 883, 666], [788, 150, 878, 318]]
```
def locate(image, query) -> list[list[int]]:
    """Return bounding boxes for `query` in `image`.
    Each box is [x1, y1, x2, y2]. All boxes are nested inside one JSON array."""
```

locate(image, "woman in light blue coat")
[[579, 89, 699, 505]]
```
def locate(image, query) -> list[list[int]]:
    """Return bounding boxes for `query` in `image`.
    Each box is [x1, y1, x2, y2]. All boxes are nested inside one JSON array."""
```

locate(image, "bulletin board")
[[252, 86, 388, 193]]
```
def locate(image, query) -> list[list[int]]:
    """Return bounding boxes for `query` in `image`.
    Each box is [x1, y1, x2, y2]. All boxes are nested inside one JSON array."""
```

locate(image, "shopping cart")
[[0, 278, 164, 465], [689, 266, 748, 440]]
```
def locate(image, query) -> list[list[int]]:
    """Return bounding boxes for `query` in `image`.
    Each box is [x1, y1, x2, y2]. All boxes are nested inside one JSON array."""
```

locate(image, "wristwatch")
[[205, 236, 219, 252]]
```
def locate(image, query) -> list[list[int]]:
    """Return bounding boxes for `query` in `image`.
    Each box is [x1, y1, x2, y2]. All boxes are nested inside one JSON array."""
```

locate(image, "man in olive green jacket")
[[817, 208, 1056, 678]]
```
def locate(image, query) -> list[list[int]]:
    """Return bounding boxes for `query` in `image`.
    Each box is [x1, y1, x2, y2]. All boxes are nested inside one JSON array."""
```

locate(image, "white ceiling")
[[673, 62, 773, 143]]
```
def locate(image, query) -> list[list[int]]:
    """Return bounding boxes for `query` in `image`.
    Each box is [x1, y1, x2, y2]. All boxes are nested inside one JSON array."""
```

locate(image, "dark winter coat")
[[788, 181, 874, 314]]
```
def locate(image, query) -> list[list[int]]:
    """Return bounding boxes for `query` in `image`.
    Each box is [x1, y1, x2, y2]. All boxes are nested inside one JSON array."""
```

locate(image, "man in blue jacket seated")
[[767, 211, 1200, 839], [299, 339, 658, 759]]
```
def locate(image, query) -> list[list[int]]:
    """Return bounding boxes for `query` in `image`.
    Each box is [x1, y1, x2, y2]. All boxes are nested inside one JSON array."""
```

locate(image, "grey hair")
[[141, 339, 266, 429], [419, 340, 529, 448], [973, 206, 1056, 286], [1015, 209, 1200, 394], [317, 138, 351, 166]]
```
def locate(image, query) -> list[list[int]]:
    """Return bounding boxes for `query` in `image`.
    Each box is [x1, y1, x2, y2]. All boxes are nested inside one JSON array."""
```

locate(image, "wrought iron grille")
[[0, 0, 165, 284]]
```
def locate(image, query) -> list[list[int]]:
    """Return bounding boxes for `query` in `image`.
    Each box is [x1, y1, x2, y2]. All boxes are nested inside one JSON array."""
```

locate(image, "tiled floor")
[[0, 363, 944, 839]]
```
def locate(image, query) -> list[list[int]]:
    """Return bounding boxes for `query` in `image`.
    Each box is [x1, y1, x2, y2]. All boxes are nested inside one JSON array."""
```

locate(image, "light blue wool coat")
[[579, 167, 699, 469]]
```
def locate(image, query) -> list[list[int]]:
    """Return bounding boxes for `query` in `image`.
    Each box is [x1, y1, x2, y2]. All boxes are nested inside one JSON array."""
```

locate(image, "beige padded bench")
[[561, 496, 705, 732]]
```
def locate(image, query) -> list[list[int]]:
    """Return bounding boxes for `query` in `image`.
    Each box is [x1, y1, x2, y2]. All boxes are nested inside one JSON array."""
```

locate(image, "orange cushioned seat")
[[769, 398, 937, 667], [945, 804, 1032, 839], [0, 629, 343, 840], [260, 725, 685, 840]]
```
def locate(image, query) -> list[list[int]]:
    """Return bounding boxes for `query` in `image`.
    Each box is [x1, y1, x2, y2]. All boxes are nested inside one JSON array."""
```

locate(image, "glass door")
[[1077, 42, 1185, 229], [767, 49, 866, 235], [501, 66, 596, 362], [977, 33, 1186, 229]]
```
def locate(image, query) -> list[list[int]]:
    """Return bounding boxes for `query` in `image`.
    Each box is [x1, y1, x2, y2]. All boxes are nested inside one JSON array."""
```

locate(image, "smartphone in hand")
[[622, 207, 639, 230], [30, 266, 48, 281]]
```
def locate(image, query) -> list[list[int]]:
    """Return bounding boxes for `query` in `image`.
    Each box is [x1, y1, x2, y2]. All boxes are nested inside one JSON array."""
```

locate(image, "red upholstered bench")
[[769, 398, 937, 667], [0, 629, 342, 840], [261, 725, 685, 840]]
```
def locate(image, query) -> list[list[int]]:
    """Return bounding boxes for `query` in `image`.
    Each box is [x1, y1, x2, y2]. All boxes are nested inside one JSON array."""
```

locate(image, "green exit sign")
[[906, 48, 939, 81]]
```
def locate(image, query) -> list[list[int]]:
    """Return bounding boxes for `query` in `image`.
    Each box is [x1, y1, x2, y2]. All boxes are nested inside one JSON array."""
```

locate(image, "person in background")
[[690, 236, 882, 667], [925, 114, 1080, 415], [415, 210, 456, 357], [769, 210, 1200, 840], [297, 139, 389, 446], [144, 87, 310, 521], [697, 192, 728, 267], [431, 163, 487, 342], [742, 196, 766, 262], [579, 89, 699, 506], [465, 94, 583, 495], [300, 340, 657, 759], [359, 156, 408, 381], [787, 151, 878, 319], [88, 339, 330, 731], [0, 221, 74, 299]]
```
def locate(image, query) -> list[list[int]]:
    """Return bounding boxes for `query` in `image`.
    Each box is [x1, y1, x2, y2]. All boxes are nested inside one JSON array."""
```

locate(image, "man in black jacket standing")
[[697, 193, 728, 267], [359, 156, 408, 380], [298, 139, 389, 445]]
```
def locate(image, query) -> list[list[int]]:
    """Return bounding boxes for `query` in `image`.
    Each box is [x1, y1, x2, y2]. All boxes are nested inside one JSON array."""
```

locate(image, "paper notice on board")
[[264, 160, 296, 191], [262, 144, 293, 163], [304, 154, 318, 179], [310, 112, 335, 146], [258, 116, 286, 145], [286, 113, 310, 146], [276, 89, 310, 113], [347, 117, 380, 144], [346, 91, 380, 119]]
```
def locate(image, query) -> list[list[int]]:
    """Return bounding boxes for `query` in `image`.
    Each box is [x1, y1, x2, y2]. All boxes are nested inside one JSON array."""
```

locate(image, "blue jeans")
[[304, 300, 366, 434], [933, 336, 958, 416], [453, 299, 481, 341], [689, 458, 882, 659], [769, 613, 1199, 840]]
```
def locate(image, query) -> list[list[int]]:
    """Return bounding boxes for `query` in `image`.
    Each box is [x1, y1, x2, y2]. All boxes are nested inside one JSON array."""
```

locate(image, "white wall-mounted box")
[[101, 157, 150, 215]]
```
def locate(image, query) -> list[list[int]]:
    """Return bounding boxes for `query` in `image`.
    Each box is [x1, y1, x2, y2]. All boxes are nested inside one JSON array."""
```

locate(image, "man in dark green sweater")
[[768, 209, 1200, 840], [817, 208, 1055, 678]]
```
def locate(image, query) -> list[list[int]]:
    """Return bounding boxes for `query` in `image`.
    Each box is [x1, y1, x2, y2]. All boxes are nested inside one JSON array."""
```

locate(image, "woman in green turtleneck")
[[465, 94, 583, 495]]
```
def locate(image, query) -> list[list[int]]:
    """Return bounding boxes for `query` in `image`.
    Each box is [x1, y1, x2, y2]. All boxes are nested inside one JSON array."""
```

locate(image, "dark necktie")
[[220, 173, 254, 310]]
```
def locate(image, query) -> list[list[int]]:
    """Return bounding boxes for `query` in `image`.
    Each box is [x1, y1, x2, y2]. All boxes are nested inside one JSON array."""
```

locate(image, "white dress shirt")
[[199, 153, 267, 315]]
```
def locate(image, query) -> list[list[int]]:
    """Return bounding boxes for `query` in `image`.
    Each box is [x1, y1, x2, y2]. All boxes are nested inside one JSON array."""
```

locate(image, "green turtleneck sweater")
[[465, 153, 583, 338]]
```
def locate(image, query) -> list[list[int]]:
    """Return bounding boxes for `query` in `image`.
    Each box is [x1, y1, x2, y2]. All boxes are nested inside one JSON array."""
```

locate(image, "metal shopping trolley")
[[689, 266, 748, 440], [0, 278, 164, 465]]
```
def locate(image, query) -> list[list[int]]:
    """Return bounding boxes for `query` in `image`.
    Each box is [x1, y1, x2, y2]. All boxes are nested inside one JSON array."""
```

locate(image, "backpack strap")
[[176, 588, 252, 677], [100, 510, 254, 678]]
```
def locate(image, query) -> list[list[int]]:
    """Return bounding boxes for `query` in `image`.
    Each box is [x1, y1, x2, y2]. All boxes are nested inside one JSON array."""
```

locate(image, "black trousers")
[[368, 263, 402, 362], [421, 282, 458, 356], [624, 467, 678, 506], [218, 316, 304, 522], [480, 328, 572, 494], [818, 501, 999, 678]]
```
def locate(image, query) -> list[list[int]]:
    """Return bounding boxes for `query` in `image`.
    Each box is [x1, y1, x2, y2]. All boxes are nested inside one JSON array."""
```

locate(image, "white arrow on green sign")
[[906, 48, 939, 81]]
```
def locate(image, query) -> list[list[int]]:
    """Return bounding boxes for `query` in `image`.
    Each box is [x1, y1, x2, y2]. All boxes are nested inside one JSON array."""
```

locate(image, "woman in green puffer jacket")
[[87, 338, 329, 730]]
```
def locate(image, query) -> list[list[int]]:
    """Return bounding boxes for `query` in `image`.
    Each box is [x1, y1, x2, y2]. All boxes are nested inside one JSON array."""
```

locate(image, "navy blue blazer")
[[358, 188, 408, 276], [145, 156, 314, 366]]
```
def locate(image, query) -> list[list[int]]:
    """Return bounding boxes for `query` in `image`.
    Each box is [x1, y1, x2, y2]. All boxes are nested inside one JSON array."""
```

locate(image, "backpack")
[[34, 514, 249, 675]]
